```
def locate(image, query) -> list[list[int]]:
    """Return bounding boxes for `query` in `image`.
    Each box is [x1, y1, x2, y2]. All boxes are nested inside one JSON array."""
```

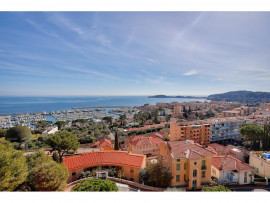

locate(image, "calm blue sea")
[[0, 96, 207, 115]]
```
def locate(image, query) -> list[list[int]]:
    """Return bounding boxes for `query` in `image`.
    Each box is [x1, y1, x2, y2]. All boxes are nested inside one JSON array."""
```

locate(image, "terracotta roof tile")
[[212, 155, 254, 172], [168, 140, 214, 159], [63, 151, 145, 171]]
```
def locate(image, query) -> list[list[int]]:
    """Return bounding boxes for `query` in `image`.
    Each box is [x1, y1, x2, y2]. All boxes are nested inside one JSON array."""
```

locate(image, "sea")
[[0, 96, 208, 115]]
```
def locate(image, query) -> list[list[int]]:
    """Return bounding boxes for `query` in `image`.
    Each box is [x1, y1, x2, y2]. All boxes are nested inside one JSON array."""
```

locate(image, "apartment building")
[[170, 122, 211, 145], [205, 118, 245, 142], [159, 140, 214, 190]]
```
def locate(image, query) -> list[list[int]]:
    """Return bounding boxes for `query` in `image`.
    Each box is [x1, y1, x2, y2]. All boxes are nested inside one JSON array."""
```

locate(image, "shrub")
[[202, 185, 231, 191], [71, 179, 118, 191], [78, 171, 92, 180]]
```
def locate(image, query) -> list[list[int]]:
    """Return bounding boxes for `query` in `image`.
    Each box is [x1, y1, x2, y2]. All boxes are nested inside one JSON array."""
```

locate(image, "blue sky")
[[0, 12, 270, 96]]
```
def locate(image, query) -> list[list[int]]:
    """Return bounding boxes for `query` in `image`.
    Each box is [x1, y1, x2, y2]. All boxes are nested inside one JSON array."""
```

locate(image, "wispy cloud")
[[183, 70, 198, 76], [146, 58, 159, 65]]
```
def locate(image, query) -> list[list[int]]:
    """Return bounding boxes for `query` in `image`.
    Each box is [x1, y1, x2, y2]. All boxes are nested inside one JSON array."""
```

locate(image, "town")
[[1, 99, 270, 192]]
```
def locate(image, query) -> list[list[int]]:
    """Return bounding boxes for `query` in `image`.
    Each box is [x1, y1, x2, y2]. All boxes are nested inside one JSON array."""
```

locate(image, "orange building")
[[90, 138, 113, 149], [159, 140, 214, 190], [125, 134, 164, 155], [170, 122, 211, 145], [63, 151, 146, 183]]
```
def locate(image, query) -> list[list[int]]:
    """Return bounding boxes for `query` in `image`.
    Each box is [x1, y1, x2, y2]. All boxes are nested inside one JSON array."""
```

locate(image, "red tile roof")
[[63, 151, 146, 171], [90, 139, 112, 148], [168, 140, 214, 159], [149, 135, 164, 144], [126, 123, 167, 132], [208, 143, 228, 154], [212, 155, 254, 172], [127, 135, 164, 147]]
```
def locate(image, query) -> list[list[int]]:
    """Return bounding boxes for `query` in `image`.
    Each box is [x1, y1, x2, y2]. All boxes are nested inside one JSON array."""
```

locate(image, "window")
[[194, 162, 197, 166], [184, 174, 187, 181], [177, 159, 180, 162], [176, 175, 180, 182], [176, 164, 180, 171], [193, 170, 197, 177], [202, 171, 205, 178], [72, 172, 76, 176], [184, 163, 186, 170], [130, 169, 134, 173], [244, 172, 247, 183], [202, 160, 205, 166], [212, 168, 216, 175], [201, 160, 206, 170]]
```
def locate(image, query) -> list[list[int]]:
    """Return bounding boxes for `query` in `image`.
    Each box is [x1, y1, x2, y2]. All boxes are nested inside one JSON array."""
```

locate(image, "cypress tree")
[[114, 130, 119, 150]]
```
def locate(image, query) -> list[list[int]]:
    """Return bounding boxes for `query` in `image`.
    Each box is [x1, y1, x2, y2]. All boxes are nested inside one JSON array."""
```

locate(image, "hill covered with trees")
[[207, 90, 270, 104]]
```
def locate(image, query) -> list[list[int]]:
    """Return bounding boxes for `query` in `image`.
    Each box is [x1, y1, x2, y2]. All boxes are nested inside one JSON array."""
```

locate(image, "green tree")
[[202, 185, 231, 191], [0, 139, 28, 191], [262, 124, 270, 150], [119, 114, 126, 127], [139, 168, 150, 184], [183, 106, 186, 113], [26, 150, 68, 191], [55, 121, 68, 130], [0, 129, 7, 138], [114, 129, 119, 150], [46, 131, 79, 162], [52, 151, 60, 163], [6, 126, 32, 144], [188, 106, 191, 114], [139, 156, 173, 188], [103, 116, 113, 125], [240, 124, 263, 150], [71, 178, 118, 191], [153, 109, 160, 124], [34, 121, 53, 131]]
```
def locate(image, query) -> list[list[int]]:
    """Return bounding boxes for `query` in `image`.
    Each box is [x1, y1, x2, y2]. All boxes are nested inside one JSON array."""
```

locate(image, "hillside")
[[207, 91, 270, 104]]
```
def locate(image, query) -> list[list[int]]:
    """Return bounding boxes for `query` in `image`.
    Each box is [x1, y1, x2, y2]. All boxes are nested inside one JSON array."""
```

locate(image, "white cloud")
[[146, 58, 159, 65], [183, 70, 198, 76], [96, 34, 111, 46]]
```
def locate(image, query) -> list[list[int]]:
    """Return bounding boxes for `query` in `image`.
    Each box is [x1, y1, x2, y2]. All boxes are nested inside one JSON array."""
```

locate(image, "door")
[[192, 180, 197, 190]]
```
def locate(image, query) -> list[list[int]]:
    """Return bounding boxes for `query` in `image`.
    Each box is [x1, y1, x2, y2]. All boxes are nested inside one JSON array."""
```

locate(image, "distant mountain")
[[148, 95, 207, 99], [207, 90, 270, 104]]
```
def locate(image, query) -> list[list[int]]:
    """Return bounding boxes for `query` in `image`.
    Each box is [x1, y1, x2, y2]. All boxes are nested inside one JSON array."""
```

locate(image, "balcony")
[[201, 165, 207, 170]]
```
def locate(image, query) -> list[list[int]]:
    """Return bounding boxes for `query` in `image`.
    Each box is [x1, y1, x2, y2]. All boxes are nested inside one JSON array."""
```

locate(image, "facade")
[[125, 134, 164, 155], [159, 140, 214, 190], [170, 123, 211, 145], [249, 152, 270, 178], [211, 155, 254, 185], [222, 111, 240, 117], [202, 117, 246, 142], [63, 151, 146, 183]]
